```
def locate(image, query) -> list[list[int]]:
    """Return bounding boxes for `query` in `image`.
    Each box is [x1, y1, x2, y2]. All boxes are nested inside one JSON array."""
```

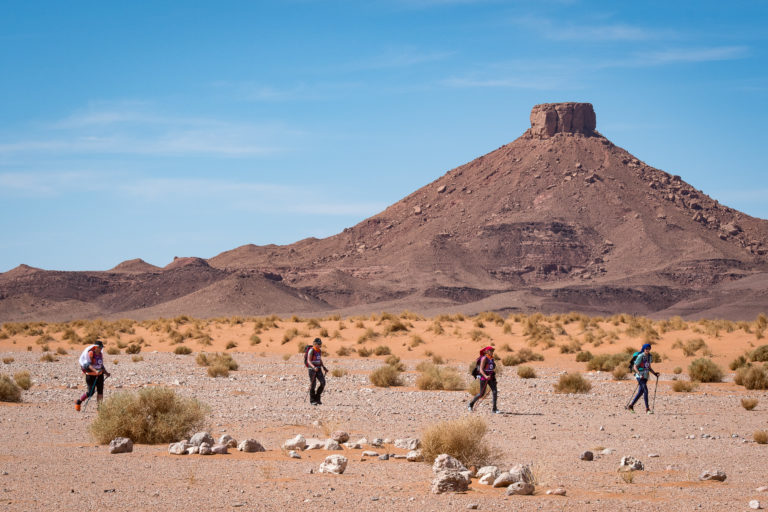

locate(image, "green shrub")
[[369, 365, 403, 387], [730, 355, 748, 371], [90, 387, 209, 444], [554, 372, 591, 393], [688, 358, 723, 383], [416, 363, 464, 391], [13, 371, 31, 390], [575, 351, 593, 362], [738, 366, 768, 390], [0, 374, 22, 402], [174, 346, 192, 355], [517, 366, 536, 379], [420, 416, 493, 467]]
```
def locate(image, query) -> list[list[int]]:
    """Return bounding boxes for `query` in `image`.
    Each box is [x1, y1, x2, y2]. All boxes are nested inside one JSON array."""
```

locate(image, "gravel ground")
[[1, 351, 767, 511]]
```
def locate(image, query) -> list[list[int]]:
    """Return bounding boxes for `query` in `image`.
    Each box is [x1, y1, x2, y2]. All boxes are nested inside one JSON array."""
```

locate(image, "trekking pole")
[[625, 382, 639, 409], [651, 374, 659, 413]]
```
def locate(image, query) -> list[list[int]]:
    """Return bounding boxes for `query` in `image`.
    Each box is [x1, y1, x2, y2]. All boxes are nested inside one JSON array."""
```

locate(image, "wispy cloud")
[[633, 46, 749, 65], [0, 103, 302, 157], [512, 15, 661, 42]]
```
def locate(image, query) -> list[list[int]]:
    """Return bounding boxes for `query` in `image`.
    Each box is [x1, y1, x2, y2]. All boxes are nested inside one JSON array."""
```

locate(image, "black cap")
[[313, 337, 322, 345], [94, 340, 104, 348]]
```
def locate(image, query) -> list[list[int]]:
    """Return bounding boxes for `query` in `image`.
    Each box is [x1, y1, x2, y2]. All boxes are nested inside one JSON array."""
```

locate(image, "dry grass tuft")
[[13, 371, 31, 390], [420, 416, 493, 467], [2, 357, 14, 364], [754, 430, 768, 444], [0, 374, 22, 402], [672, 380, 697, 392], [90, 387, 209, 444], [517, 366, 536, 379], [39, 353, 58, 363], [173, 345, 192, 355], [736, 366, 768, 390], [741, 398, 758, 410], [554, 372, 592, 393], [415, 363, 465, 390], [373, 345, 391, 356], [369, 365, 403, 387], [330, 368, 347, 378], [612, 367, 628, 381], [131, 355, 143, 362], [501, 348, 544, 367]]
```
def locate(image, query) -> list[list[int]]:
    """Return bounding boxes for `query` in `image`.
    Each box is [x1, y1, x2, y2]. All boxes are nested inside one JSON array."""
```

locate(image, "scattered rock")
[[199, 442, 213, 455], [619, 456, 644, 471], [406, 450, 423, 462], [331, 431, 349, 443], [362, 450, 379, 457], [750, 501, 762, 510], [508, 464, 535, 484], [476, 466, 499, 480], [467, 504, 478, 510], [478, 473, 496, 485], [580, 451, 593, 461], [288, 450, 301, 459], [108, 437, 133, 454], [547, 488, 567, 496], [168, 441, 191, 455], [648, 453, 660, 458], [185, 446, 199, 455], [431, 470, 470, 494], [437, 185, 446, 193], [324, 439, 342, 451], [432, 454, 466, 473], [378, 454, 389, 461], [757, 486, 768, 492], [219, 434, 238, 448], [506, 482, 535, 496], [342, 442, 362, 449], [699, 469, 727, 482], [394, 438, 420, 450], [211, 443, 228, 455], [306, 439, 325, 450], [190, 432, 214, 447], [371, 438, 384, 447], [284, 435, 307, 451], [238, 439, 265, 453], [319, 455, 348, 474]]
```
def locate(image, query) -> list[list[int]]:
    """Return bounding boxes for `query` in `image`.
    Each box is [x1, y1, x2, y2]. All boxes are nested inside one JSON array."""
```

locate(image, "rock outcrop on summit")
[[2, 103, 767, 321]]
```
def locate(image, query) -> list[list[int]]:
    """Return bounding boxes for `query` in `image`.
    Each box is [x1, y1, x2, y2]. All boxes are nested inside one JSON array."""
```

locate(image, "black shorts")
[[85, 373, 104, 395]]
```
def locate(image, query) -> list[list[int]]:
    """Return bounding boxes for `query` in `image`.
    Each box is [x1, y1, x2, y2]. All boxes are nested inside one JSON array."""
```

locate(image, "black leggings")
[[308, 368, 325, 401], [84, 374, 104, 397], [469, 375, 497, 410]]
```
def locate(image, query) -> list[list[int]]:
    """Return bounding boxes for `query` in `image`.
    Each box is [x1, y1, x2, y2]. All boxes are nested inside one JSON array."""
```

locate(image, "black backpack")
[[470, 357, 481, 378], [628, 351, 640, 370], [303, 345, 313, 368]]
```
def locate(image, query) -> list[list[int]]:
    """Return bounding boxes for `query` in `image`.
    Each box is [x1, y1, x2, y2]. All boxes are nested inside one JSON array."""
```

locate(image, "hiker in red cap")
[[468, 346, 499, 414]]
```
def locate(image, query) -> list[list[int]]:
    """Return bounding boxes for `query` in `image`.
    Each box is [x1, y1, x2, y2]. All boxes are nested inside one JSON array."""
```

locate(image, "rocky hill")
[[2, 103, 766, 321]]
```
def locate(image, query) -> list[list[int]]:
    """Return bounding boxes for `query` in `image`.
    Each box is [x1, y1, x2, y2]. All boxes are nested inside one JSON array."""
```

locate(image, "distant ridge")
[[110, 258, 161, 273], [1, 103, 766, 321]]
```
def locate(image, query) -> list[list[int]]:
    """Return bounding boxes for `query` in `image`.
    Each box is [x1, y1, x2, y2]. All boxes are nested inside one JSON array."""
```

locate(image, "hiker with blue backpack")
[[626, 343, 659, 414], [468, 346, 500, 414], [304, 338, 328, 405]]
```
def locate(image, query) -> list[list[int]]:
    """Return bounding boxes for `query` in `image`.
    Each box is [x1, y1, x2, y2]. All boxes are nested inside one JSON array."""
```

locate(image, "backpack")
[[470, 357, 481, 378], [303, 345, 313, 368], [628, 352, 641, 370]]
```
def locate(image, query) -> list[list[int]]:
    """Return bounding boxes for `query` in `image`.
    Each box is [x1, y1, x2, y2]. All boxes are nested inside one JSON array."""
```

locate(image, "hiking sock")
[[75, 399, 81, 412]]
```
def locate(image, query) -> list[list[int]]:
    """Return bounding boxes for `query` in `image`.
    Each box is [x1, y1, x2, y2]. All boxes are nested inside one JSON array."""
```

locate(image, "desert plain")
[[1, 312, 767, 511]]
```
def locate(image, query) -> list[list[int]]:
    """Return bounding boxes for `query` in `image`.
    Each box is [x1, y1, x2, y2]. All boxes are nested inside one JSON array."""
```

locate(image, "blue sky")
[[1, 0, 766, 272]]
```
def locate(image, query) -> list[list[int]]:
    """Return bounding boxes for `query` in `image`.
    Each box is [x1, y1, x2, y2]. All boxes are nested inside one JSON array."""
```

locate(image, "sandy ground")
[[1, 314, 767, 511]]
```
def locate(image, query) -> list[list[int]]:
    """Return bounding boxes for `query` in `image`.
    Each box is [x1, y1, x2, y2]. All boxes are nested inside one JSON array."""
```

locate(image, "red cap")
[[480, 346, 495, 355]]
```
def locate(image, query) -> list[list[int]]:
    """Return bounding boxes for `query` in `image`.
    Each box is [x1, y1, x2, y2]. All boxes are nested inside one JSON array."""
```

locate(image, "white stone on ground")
[[506, 482, 535, 495], [699, 469, 727, 482], [318, 455, 348, 474], [190, 432, 214, 446], [394, 438, 420, 450], [283, 434, 307, 451], [108, 437, 133, 454], [238, 439, 265, 452]]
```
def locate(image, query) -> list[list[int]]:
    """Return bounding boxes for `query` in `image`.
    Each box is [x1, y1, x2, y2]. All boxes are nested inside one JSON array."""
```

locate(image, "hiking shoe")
[[467, 404, 473, 412], [626, 405, 635, 413], [646, 409, 653, 414], [493, 409, 501, 414], [75, 400, 81, 412]]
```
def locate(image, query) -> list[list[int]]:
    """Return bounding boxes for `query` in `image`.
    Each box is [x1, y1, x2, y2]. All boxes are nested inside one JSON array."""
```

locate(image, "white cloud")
[[633, 46, 748, 65]]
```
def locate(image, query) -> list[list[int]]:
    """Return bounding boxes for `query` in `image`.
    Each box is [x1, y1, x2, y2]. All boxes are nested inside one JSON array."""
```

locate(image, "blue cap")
[[641, 343, 652, 351]]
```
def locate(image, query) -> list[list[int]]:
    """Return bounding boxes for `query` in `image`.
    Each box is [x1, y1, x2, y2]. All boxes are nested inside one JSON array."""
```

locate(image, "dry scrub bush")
[[554, 373, 591, 393], [174, 346, 192, 355], [225, 341, 237, 350], [420, 416, 492, 467], [196, 353, 238, 377], [0, 374, 22, 402], [586, 353, 629, 372], [517, 366, 536, 379], [688, 358, 723, 383], [125, 343, 141, 355], [741, 398, 758, 410], [39, 353, 58, 362], [575, 351, 593, 362], [282, 328, 299, 344], [385, 355, 405, 371], [13, 371, 31, 390], [357, 328, 379, 344], [431, 354, 445, 365], [383, 320, 409, 335], [735, 366, 768, 390], [3, 357, 14, 364], [106, 346, 121, 355], [90, 387, 209, 444], [55, 347, 68, 355], [672, 338, 709, 357], [730, 355, 748, 370], [373, 345, 391, 356], [612, 367, 628, 381], [357, 347, 372, 357], [336, 346, 352, 356], [754, 430, 768, 444], [469, 329, 489, 342], [416, 363, 464, 391], [250, 334, 262, 345], [501, 348, 543, 367], [673, 367, 683, 374], [131, 355, 143, 362], [330, 368, 347, 378], [369, 365, 403, 387], [751, 345, 768, 362], [672, 380, 697, 392], [410, 335, 425, 347]]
